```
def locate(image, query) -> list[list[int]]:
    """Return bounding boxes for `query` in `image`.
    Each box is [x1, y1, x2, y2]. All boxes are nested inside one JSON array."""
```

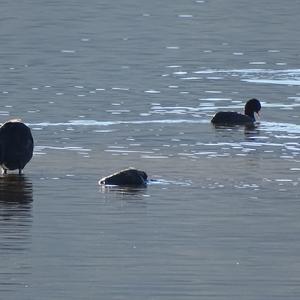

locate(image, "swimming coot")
[[99, 168, 148, 186], [211, 98, 261, 126], [0, 120, 34, 174]]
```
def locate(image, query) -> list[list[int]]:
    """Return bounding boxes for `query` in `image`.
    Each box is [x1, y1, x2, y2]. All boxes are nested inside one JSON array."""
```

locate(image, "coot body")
[[0, 120, 34, 174], [211, 98, 261, 126], [99, 168, 148, 186]]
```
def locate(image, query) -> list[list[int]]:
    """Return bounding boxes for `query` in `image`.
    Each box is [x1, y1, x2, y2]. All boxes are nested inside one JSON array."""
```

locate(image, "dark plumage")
[[211, 98, 261, 126], [99, 168, 148, 186], [0, 120, 34, 174]]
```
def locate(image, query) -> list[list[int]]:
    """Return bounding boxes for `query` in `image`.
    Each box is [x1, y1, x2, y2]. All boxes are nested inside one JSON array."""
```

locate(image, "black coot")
[[211, 98, 261, 125], [99, 168, 148, 186], [0, 120, 34, 174]]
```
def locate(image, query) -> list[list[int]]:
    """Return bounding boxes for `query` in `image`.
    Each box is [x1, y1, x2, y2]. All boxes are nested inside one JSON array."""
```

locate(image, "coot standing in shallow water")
[[211, 98, 261, 126], [0, 120, 34, 174]]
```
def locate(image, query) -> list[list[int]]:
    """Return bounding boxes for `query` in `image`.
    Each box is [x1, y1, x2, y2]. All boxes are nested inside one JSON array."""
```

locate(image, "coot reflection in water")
[[0, 174, 32, 228], [99, 184, 148, 198], [0, 175, 32, 253], [0, 175, 33, 295], [0, 175, 33, 204]]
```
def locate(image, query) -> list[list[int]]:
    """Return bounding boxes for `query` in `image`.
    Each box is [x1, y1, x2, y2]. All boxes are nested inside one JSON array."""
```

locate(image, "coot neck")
[[244, 108, 255, 121]]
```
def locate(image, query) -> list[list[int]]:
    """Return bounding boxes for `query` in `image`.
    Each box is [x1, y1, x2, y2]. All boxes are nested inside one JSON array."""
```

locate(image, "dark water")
[[0, 0, 300, 299]]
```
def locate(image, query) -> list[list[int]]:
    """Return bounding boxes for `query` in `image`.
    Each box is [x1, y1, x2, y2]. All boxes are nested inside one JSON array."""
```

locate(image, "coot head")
[[244, 98, 261, 120]]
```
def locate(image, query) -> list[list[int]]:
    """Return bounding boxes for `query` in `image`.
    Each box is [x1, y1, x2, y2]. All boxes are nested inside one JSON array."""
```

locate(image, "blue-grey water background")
[[0, 0, 300, 299]]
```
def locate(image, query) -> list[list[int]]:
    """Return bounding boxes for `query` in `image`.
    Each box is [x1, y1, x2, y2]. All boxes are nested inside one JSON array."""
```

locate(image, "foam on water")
[[192, 68, 300, 85], [261, 121, 300, 134], [29, 118, 300, 161], [29, 119, 207, 127], [243, 79, 300, 85], [35, 146, 91, 152]]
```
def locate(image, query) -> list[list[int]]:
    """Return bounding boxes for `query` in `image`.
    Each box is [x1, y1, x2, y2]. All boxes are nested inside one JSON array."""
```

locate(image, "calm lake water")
[[0, 0, 300, 299]]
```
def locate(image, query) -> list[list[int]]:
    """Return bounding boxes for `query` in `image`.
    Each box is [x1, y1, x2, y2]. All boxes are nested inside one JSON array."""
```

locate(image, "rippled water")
[[1, 0, 300, 299]]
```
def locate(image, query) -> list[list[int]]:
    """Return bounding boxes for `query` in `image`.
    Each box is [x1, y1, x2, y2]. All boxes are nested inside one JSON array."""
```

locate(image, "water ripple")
[[29, 119, 206, 127]]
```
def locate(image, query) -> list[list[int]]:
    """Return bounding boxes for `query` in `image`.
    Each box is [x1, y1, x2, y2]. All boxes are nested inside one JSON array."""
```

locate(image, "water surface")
[[0, 0, 300, 299]]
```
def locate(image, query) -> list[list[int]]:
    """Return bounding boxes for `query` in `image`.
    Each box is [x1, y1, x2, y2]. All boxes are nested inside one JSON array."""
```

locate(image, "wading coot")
[[0, 120, 34, 174], [211, 98, 261, 126]]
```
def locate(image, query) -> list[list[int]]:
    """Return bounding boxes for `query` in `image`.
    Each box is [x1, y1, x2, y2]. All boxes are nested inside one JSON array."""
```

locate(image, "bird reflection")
[[99, 184, 147, 195], [0, 174, 33, 204], [244, 125, 260, 139], [0, 175, 33, 252], [213, 123, 260, 138], [99, 185, 149, 205]]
